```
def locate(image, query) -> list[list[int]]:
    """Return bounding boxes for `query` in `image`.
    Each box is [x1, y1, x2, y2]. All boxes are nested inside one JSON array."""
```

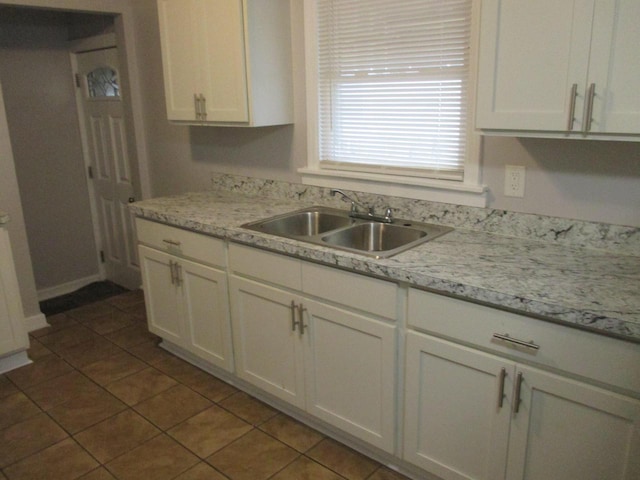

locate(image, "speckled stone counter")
[[130, 180, 640, 344]]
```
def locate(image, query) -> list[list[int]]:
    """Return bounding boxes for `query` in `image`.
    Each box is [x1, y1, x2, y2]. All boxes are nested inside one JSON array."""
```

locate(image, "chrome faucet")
[[330, 189, 393, 223]]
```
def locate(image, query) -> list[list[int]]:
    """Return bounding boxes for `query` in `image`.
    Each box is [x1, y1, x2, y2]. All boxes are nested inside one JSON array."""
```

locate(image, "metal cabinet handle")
[[497, 368, 507, 409], [162, 239, 181, 246], [297, 303, 307, 335], [199, 94, 207, 121], [513, 371, 524, 414], [174, 263, 182, 286], [290, 300, 299, 332], [567, 83, 578, 131], [194, 93, 201, 120], [492, 333, 539, 352], [169, 260, 176, 285], [583, 83, 596, 132]]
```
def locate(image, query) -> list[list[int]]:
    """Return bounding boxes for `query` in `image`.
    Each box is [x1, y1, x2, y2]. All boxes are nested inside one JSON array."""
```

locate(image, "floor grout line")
[[2, 290, 407, 480]]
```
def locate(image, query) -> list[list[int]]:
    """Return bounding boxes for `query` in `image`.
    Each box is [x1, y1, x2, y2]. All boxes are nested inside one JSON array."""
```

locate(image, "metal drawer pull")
[[497, 367, 507, 409], [169, 260, 176, 285], [162, 239, 181, 246], [567, 83, 578, 131], [583, 83, 596, 132], [513, 371, 524, 414], [492, 333, 539, 351], [290, 300, 299, 332], [297, 303, 307, 335]]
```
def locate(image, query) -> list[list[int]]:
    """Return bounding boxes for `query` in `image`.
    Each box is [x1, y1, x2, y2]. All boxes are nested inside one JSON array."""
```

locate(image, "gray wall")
[[0, 8, 99, 291], [130, 0, 640, 227]]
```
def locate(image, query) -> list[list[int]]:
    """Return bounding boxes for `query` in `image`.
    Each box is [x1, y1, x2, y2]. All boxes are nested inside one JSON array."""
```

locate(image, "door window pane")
[[87, 67, 120, 98]]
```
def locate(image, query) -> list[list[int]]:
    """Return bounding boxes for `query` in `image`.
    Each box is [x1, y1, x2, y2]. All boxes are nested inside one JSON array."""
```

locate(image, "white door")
[[0, 227, 29, 357], [588, 0, 640, 134], [229, 276, 305, 408], [404, 332, 513, 480], [475, 0, 594, 131], [75, 47, 140, 289], [138, 246, 183, 346], [506, 365, 640, 480], [303, 299, 396, 453], [157, 0, 200, 121], [180, 258, 233, 371], [200, 0, 249, 122]]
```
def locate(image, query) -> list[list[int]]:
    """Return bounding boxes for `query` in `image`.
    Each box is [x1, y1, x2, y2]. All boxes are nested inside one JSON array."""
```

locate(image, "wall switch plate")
[[504, 165, 526, 197]]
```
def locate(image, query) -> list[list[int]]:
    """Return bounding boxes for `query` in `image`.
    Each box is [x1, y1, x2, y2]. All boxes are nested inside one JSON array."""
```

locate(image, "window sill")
[[298, 167, 488, 208]]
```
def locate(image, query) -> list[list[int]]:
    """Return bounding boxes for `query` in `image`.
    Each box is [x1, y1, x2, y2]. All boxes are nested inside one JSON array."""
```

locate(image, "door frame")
[[0, 0, 151, 199], [1, 0, 150, 292]]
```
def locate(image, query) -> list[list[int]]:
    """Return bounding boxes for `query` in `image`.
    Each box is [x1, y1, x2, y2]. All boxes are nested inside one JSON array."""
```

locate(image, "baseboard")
[[37, 274, 103, 301], [0, 351, 31, 374], [25, 312, 48, 332]]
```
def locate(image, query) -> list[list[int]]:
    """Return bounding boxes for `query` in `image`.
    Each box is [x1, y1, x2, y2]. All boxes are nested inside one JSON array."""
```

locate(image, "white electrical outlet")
[[504, 165, 526, 197]]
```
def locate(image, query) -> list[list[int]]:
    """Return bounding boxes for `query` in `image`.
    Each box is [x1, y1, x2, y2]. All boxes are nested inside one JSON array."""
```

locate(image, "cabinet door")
[[139, 245, 183, 345], [199, 0, 249, 122], [0, 229, 28, 356], [303, 300, 396, 453], [476, 0, 594, 131], [157, 0, 200, 121], [587, 0, 640, 134], [180, 258, 233, 372], [506, 365, 640, 480], [404, 332, 512, 480], [228, 276, 305, 408]]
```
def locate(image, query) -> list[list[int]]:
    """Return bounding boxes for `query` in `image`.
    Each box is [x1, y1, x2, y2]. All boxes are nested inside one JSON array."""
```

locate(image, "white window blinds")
[[317, 0, 472, 181]]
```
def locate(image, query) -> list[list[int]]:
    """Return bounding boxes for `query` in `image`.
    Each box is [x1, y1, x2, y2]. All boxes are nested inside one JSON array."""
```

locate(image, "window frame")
[[300, 0, 487, 207]]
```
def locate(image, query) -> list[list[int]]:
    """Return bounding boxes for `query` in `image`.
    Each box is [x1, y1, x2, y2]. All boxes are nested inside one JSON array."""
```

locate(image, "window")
[[86, 67, 120, 99], [302, 0, 485, 206]]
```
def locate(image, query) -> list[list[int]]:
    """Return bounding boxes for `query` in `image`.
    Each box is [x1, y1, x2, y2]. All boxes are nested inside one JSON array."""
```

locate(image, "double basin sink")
[[241, 206, 452, 258]]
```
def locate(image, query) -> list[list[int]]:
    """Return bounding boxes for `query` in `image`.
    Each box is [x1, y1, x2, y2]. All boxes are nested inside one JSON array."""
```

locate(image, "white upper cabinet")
[[157, 0, 293, 126], [476, 0, 640, 137]]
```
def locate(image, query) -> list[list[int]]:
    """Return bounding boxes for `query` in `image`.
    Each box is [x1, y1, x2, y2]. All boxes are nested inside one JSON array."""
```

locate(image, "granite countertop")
[[0, 210, 9, 225], [130, 191, 640, 344]]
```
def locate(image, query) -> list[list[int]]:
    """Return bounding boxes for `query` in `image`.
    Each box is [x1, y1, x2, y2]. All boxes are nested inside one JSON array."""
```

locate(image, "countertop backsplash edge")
[[210, 173, 640, 256]]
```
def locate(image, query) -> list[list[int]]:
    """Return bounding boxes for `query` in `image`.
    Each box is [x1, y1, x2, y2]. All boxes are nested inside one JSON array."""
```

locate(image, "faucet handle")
[[384, 208, 393, 221]]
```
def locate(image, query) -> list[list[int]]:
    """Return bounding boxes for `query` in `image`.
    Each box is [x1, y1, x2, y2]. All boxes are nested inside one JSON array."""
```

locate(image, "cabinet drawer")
[[135, 218, 225, 268], [302, 262, 396, 320], [228, 243, 301, 290], [408, 288, 640, 395]]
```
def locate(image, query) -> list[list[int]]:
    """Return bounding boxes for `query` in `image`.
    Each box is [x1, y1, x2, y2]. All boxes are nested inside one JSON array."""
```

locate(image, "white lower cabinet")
[[228, 277, 305, 408], [507, 364, 640, 480], [136, 219, 233, 371], [302, 298, 395, 450], [228, 244, 397, 453], [404, 332, 512, 480], [0, 224, 29, 372], [136, 220, 640, 480], [404, 329, 640, 480]]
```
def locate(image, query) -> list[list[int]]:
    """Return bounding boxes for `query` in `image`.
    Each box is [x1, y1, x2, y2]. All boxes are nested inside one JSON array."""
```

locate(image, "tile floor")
[[0, 290, 412, 480]]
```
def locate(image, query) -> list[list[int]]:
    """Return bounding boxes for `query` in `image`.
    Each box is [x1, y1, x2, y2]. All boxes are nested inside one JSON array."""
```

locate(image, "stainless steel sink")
[[249, 208, 353, 236], [241, 206, 452, 258], [322, 222, 427, 252]]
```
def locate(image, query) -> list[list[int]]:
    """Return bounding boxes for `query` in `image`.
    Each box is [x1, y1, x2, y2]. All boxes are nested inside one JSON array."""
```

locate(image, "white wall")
[[482, 137, 640, 227], [0, 8, 100, 290]]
